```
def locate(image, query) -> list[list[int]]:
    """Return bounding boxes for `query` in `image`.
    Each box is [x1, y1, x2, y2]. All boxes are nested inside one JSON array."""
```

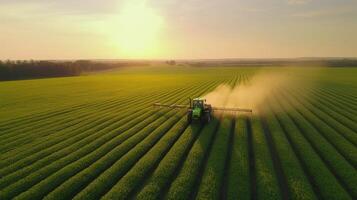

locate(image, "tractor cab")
[[191, 98, 204, 119], [192, 98, 205, 109]]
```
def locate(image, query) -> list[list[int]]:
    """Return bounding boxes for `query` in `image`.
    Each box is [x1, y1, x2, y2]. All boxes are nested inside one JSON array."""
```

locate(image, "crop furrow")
[[166, 118, 220, 200], [0, 79, 199, 162], [303, 88, 357, 132], [0, 79, 210, 182], [260, 116, 290, 199], [275, 92, 356, 198], [264, 103, 317, 200], [249, 116, 281, 200], [314, 88, 357, 113], [194, 117, 233, 200], [308, 89, 357, 128], [293, 88, 357, 146], [0, 98, 135, 152], [100, 116, 189, 200], [132, 124, 203, 200], [281, 90, 357, 168], [273, 94, 352, 199], [0, 89, 162, 143], [226, 116, 251, 200], [0, 96, 127, 133], [10, 78, 223, 199], [0, 86, 186, 162]]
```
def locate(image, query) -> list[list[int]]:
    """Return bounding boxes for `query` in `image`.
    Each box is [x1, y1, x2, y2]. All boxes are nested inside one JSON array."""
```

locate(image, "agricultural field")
[[0, 66, 356, 200]]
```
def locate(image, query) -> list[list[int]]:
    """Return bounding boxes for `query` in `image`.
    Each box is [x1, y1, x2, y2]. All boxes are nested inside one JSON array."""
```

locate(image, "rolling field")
[[0, 66, 356, 200]]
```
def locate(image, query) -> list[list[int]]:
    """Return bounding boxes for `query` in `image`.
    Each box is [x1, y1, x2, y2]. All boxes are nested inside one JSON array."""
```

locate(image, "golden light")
[[114, 1, 164, 58]]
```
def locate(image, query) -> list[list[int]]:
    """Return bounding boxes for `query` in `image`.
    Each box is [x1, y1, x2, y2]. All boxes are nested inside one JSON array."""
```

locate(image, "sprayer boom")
[[153, 103, 188, 109], [212, 107, 252, 113], [153, 103, 252, 113], [153, 97, 252, 124]]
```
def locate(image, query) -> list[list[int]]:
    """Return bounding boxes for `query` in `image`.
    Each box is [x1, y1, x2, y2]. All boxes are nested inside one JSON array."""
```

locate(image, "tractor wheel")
[[187, 112, 192, 124], [207, 113, 211, 122], [200, 115, 206, 124], [201, 113, 209, 124]]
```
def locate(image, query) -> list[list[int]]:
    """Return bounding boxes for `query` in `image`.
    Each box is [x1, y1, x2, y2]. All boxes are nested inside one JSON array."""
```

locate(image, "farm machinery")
[[153, 98, 252, 124]]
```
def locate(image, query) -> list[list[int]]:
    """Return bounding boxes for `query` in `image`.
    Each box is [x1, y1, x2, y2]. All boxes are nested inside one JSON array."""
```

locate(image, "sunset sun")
[[114, 1, 164, 58]]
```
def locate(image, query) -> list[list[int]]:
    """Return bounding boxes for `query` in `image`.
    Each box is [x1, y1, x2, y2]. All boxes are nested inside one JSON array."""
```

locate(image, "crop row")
[[163, 77, 242, 200], [0, 88, 172, 144], [272, 92, 354, 199], [0, 78, 217, 197], [3, 76, 231, 199], [0, 107, 175, 198], [312, 88, 357, 117], [132, 122, 202, 199], [195, 117, 233, 199], [287, 89, 357, 164], [99, 116, 189, 199], [278, 90, 357, 198], [0, 76, 184, 128], [315, 86, 357, 110], [263, 106, 317, 200], [0, 100, 99, 129], [44, 78, 226, 200], [322, 88, 357, 108], [68, 77, 233, 200], [226, 116, 251, 200], [1, 82, 192, 174], [0, 97, 143, 153], [1, 71, 355, 200], [307, 88, 357, 128], [0, 83, 190, 148], [0, 96, 177, 187], [0, 81, 194, 166], [165, 119, 220, 199], [97, 76, 237, 200], [250, 116, 281, 200], [300, 89, 357, 144], [18, 111, 184, 200], [0, 96, 125, 136], [0, 76, 205, 136]]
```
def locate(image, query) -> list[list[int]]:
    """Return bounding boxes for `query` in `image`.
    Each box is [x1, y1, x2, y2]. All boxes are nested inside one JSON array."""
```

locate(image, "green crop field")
[[0, 66, 356, 200]]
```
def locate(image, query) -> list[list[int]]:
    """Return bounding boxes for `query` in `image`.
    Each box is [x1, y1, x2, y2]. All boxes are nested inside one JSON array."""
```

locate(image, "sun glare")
[[114, 1, 164, 58]]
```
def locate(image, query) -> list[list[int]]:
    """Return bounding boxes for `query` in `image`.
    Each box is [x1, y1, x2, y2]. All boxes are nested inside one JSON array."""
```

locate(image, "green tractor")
[[187, 98, 212, 124], [153, 97, 252, 124]]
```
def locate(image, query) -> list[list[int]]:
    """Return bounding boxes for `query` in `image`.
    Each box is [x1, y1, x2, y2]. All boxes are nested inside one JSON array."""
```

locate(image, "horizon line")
[[2, 56, 357, 62]]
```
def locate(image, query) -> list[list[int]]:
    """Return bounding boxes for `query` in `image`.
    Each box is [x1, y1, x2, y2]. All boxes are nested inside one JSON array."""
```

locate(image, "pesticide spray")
[[204, 68, 321, 116]]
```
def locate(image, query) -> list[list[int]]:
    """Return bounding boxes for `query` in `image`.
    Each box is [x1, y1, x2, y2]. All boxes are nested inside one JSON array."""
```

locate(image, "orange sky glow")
[[0, 0, 356, 60]]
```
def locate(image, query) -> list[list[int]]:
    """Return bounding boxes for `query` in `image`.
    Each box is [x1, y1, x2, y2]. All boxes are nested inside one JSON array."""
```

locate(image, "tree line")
[[186, 59, 357, 67], [0, 60, 125, 81]]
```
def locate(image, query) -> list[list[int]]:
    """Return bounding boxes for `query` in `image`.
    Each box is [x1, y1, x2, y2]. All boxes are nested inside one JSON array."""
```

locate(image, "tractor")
[[153, 97, 252, 124], [187, 98, 212, 124]]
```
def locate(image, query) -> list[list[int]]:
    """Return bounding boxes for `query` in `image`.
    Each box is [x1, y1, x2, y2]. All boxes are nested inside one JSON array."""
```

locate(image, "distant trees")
[[166, 60, 176, 66], [0, 60, 124, 81], [185, 59, 357, 68], [0, 60, 81, 81]]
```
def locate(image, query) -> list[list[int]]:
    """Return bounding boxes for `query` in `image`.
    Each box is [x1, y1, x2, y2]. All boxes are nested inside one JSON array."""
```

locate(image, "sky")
[[0, 0, 356, 60]]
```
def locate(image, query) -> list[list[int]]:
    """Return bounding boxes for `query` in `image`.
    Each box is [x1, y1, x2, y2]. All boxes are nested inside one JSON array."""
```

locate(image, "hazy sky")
[[1, 0, 356, 59]]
